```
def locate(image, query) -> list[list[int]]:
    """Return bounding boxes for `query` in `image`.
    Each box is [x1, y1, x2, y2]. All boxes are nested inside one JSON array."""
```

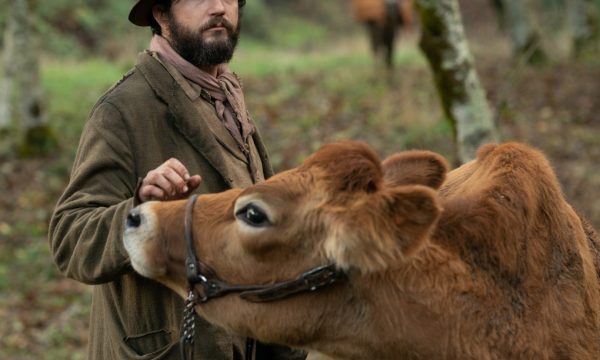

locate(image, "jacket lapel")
[[251, 123, 274, 179], [197, 98, 249, 164], [135, 52, 235, 187]]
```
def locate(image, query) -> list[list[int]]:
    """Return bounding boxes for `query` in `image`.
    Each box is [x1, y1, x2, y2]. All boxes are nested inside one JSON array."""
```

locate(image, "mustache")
[[199, 17, 235, 33]]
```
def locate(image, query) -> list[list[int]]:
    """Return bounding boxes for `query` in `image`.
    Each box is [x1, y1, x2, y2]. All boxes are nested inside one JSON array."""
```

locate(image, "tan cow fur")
[[124, 141, 600, 360], [351, 0, 414, 25]]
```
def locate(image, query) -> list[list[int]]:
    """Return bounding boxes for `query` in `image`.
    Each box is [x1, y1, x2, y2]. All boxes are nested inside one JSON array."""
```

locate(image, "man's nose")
[[208, 0, 226, 15], [127, 209, 143, 228]]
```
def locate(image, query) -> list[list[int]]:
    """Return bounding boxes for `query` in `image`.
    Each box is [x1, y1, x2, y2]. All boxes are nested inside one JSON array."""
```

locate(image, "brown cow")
[[124, 141, 600, 359], [351, 0, 414, 68]]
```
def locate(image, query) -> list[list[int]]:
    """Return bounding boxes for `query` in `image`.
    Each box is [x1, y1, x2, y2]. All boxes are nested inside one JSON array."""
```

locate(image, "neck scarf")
[[150, 35, 253, 148]]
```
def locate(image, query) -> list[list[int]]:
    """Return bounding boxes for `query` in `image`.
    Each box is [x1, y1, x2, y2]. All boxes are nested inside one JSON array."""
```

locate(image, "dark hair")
[[150, 0, 171, 35], [150, 0, 246, 35]]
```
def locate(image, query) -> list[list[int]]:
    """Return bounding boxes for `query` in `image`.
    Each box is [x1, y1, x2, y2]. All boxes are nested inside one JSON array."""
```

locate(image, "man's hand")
[[138, 158, 202, 202]]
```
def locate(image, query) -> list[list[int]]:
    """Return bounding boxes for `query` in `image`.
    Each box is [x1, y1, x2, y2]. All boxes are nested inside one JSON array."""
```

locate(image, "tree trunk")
[[0, 64, 12, 134], [568, 0, 600, 59], [499, 0, 547, 64], [490, 0, 506, 30], [415, 0, 499, 164], [2, 0, 57, 156], [0, 4, 16, 134]]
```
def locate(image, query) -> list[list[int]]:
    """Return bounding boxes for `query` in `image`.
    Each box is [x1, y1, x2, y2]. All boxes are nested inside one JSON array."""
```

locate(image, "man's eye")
[[235, 204, 270, 227]]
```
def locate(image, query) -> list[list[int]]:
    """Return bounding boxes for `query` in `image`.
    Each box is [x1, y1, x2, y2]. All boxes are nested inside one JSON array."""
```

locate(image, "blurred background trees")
[[569, 0, 600, 59], [0, 0, 595, 161], [0, 0, 57, 157], [490, 0, 600, 62], [1, 0, 596, 63], [416, 0, 498, 163], [496, 0, 547, 64]]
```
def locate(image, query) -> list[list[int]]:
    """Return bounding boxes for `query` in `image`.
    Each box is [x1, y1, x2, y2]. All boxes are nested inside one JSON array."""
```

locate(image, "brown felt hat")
[[129, 0, 246, 27]]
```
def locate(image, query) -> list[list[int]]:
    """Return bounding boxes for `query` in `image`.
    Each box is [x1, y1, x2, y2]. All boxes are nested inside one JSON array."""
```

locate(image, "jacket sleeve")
[[49, 102, 140, 285]]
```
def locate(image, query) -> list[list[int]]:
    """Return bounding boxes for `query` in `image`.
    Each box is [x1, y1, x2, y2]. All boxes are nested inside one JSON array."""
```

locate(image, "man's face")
[[163, 0, 241, 68]]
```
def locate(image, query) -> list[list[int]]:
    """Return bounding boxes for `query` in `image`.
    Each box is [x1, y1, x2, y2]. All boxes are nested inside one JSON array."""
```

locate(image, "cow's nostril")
[[127, 210, 142, 228]]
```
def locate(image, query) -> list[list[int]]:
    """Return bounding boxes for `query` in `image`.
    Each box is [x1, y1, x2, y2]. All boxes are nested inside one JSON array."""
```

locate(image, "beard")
[[168, 15, 240, 68]]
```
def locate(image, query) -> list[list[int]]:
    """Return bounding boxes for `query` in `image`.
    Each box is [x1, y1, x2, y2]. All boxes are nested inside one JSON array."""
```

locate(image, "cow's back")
[[435, 143, 600, 358], [351, 0, 414, 23], [579, 213, 600, 279], [351, 0, 386, 22]]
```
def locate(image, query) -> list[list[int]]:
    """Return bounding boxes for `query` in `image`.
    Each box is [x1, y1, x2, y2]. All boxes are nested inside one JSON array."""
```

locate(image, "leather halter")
[[183, 194, 344, 304], [180, 194, 344, 359]]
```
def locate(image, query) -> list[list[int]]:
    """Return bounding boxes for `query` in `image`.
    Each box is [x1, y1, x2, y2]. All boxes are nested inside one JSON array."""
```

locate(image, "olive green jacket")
[[49, 52, 305, 360]]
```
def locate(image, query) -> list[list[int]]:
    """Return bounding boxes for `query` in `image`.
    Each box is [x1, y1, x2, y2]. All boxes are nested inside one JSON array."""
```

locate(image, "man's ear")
[[382, 150, 448, 189], [324, 185, 441, 273], [152, 5, 169, 31]]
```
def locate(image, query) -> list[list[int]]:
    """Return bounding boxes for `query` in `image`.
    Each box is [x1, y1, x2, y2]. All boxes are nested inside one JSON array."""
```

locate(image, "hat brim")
[[129, 0, 156, 27], [129, 0, 246, 27]]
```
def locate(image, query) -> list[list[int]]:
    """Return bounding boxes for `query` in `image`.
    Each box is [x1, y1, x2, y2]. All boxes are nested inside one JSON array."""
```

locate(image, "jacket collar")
[[157, 55, 250, 163], [135, 51, 237, 187]]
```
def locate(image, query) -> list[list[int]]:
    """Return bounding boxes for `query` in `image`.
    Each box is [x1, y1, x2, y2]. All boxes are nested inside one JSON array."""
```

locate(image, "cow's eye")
[[235, 204, 270, 227]]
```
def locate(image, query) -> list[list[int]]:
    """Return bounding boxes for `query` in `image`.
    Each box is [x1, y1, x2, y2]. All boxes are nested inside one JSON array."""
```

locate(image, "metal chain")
[[180, 290, 196, 360]]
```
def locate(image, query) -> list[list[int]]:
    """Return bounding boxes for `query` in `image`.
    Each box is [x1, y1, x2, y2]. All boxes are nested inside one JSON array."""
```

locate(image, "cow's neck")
[[308, 244, 464, 359]]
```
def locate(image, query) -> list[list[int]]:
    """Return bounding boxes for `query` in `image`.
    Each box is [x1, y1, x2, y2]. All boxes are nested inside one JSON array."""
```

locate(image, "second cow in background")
[[351, 0, 414, 68]]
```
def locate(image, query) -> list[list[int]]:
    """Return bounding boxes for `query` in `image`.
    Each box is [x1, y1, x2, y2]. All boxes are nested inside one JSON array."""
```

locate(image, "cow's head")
[[123, 141, 445, 348]]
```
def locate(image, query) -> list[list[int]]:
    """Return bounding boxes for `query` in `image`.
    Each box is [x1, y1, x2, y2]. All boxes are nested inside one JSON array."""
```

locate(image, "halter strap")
[[180, 193, 345, 359], [183, 194, 345, 304]]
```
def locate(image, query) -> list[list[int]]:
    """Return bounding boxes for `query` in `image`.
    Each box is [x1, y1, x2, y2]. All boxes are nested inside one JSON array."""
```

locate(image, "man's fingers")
[[138, 159, 198, 203], [139, 185, 166, 202], [162, 167, 188, 193], [147, 171, 175, 196], [187, 175, 202, 191], [165, 158, 190, 181]]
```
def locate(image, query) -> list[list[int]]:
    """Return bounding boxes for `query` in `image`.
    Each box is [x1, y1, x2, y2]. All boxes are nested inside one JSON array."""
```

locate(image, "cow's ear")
[[382, 150, 448, 190], [303, 141, 383, 193], [385, 185, 442, 257], [324, 185, 441, 273]]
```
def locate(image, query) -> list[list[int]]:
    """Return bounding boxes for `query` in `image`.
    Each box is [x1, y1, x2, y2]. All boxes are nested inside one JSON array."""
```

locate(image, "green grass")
[[42, 59, 127, 143], [233, 37, 426, 77], [35, 34, 437, 176]]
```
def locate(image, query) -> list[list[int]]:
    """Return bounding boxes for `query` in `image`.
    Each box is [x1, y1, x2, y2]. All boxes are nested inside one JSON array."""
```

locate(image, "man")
[[48, 1, 306, 359]]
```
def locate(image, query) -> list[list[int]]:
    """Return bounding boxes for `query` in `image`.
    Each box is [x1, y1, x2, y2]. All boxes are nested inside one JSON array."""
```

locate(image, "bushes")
[[36, 0, 132, 57], [242, 0, 271, 40], [0, 0, 353, 58]]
